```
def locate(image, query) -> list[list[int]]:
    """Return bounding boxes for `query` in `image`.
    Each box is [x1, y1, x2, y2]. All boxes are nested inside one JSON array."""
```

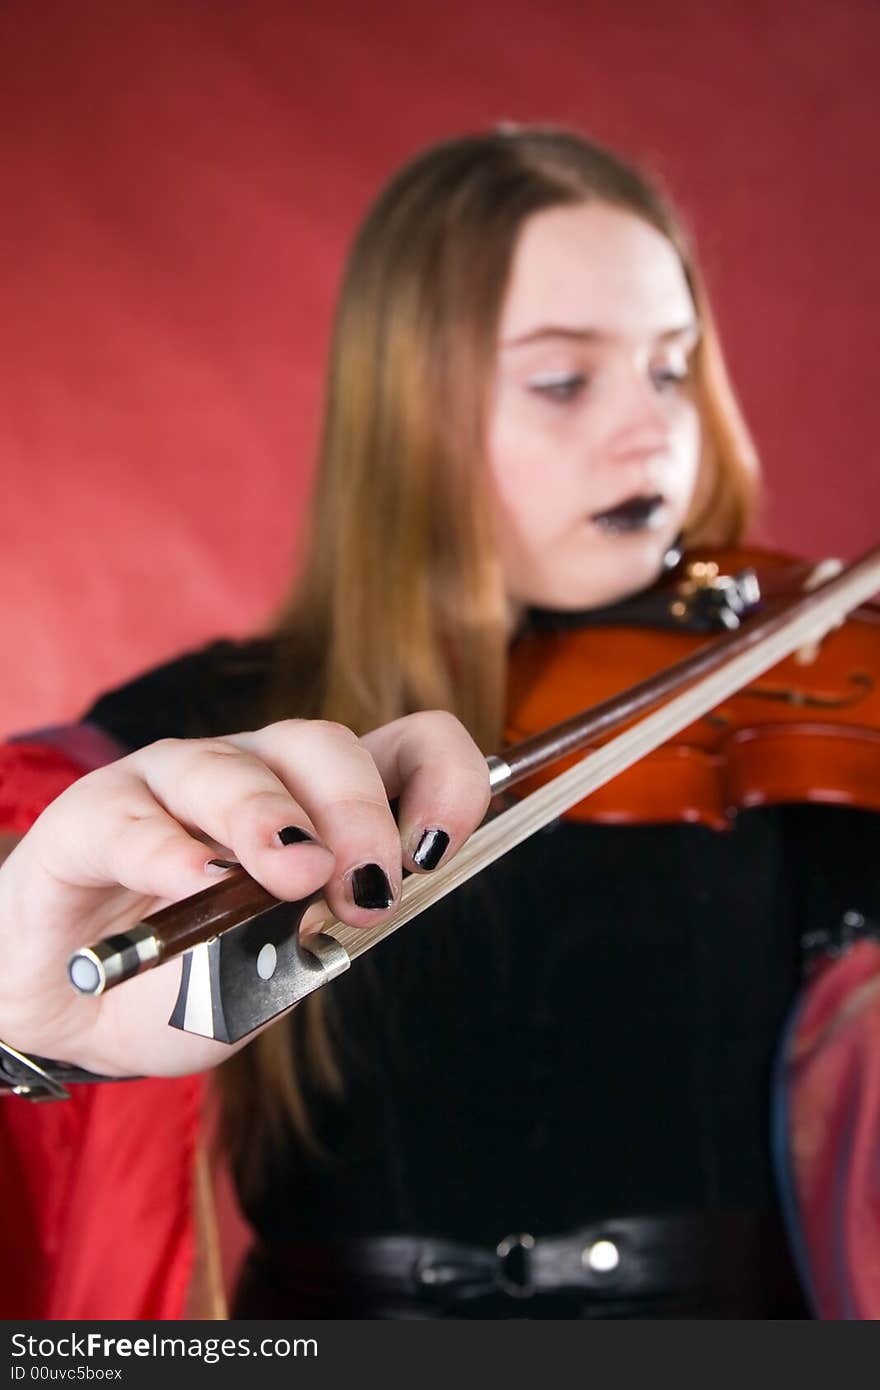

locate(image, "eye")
[[527, 371, 589, 403], [650, 361, 691, 393]]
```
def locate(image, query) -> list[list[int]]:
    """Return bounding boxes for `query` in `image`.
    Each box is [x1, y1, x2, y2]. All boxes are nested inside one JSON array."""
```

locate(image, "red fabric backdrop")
[[1, 0, 877, 738]]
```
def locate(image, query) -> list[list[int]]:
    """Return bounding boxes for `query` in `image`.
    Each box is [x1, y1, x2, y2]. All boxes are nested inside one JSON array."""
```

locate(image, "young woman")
[[1, 128, 876, 1320]]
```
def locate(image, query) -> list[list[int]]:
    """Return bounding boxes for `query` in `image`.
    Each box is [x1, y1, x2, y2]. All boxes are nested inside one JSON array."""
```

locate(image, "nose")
[[604, 375, 672, 465]]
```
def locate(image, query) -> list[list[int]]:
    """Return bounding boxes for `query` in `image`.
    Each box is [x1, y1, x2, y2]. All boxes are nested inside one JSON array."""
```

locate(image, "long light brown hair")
[[220, 127, 760, 1194]]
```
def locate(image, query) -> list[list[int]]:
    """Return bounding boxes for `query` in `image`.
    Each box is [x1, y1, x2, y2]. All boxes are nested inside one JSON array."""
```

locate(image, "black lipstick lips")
[[592, 493, 665, 535]]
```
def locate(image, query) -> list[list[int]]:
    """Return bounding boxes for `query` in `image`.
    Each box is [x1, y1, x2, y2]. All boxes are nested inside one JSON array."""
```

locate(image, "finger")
[[138, 739, 339, 903], [48, 743, 336, 907], [361, 710, 491, 873], [229, 721, 403, 926], [31, 768, 326, 917]]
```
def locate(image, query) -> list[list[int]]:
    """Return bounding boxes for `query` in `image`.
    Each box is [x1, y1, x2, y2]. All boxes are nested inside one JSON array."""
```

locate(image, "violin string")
[[330, 549, 880, 962]]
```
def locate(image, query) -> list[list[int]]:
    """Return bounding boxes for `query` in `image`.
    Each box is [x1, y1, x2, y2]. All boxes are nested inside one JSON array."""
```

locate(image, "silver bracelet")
[[0, 1038, 128, 1101]]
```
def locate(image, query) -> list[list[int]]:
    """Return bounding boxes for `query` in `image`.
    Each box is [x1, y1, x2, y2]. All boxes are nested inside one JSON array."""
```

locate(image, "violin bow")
[[68, 541, 880, 1043]]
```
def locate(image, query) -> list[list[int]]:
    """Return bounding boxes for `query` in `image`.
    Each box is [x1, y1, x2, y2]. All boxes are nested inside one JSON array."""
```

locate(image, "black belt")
[[233, 1211, 809, 1319]]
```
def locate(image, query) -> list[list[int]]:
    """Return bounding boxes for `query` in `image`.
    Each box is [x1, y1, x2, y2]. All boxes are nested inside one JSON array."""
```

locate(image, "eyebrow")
[[501, 323, 700, 349]]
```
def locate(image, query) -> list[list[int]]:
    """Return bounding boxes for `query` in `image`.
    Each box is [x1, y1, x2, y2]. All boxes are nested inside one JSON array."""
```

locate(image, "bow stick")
[[68, 542, 880, 1042]]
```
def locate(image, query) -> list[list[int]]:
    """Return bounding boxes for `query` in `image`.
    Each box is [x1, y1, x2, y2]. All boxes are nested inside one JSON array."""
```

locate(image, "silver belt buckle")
[[495, 1232, 536, 1298]]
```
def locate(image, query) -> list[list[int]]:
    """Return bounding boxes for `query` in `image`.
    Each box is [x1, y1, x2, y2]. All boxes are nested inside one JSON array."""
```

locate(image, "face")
[[488, 202, 701, 618]]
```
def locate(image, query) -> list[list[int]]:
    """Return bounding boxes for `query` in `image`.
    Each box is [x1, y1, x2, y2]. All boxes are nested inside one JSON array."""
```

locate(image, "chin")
[[623, 529, 678, 581], [536, 533, 677, 612]]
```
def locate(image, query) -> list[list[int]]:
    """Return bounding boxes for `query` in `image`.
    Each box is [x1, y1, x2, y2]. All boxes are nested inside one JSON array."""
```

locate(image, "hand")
[[0, 713, 490, 1079]]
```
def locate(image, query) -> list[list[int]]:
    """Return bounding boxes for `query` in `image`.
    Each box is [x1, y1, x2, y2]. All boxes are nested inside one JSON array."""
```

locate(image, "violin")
[[506, 545, 880, 831], [68, 539, 880, 1042]]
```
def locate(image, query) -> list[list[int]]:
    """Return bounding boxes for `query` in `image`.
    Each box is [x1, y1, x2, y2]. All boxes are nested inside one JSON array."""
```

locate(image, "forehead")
[[498, 202, 695, 341]]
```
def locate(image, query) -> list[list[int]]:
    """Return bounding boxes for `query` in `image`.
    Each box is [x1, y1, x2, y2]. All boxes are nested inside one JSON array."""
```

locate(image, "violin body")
[[505, 546, 880, 830]]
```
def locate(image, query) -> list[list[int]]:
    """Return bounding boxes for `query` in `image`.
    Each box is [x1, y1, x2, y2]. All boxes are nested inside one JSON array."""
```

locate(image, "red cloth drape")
[[0, 739, 202, 1319]]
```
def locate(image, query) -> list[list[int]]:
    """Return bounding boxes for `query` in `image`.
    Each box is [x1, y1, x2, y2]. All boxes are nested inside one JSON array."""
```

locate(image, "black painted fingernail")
[[349, 863, 394, 910], [412, 828, 450, 871], [276, 825, 316, 846]]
